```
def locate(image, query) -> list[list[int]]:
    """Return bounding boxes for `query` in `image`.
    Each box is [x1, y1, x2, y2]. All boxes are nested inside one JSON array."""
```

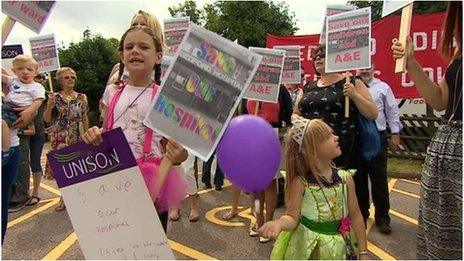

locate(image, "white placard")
[[273, 45, 301, 84], [382, 0, 414, 17], [29, 34, 60, 73], [1, 1, 56, 34], [319, 5, 356, 44]]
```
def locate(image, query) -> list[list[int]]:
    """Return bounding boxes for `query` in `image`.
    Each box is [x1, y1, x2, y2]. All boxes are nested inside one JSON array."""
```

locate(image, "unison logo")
[[54, 148, 122, 179]]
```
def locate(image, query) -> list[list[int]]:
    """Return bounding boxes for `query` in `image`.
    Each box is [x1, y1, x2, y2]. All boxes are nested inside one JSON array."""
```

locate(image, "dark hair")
[[312, 44, 326, 76], [440, 1, 462, 59], [116, 26, 163, 85]]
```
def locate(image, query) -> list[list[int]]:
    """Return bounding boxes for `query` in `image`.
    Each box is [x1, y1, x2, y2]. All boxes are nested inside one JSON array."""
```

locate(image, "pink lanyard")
[[106, 83, 158, 155]]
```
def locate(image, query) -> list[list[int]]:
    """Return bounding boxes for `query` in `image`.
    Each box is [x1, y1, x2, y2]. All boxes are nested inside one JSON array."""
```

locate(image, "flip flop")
[[221, 210, 238, 220], [169, 209, 180, 221], [25, 196, 40, 206], [188, 209, 200, 222]]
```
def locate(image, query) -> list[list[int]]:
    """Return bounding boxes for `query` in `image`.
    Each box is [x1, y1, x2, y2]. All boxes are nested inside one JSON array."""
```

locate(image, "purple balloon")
[[217, 115, 281, 192]]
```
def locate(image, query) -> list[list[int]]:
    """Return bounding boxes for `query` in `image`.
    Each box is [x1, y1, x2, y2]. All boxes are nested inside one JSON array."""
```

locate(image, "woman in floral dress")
[[44, 67, 89, 211]]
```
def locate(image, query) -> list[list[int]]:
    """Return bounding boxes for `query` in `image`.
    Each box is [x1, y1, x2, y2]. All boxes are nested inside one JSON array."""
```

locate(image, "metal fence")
[[387, 114, 441, 160]]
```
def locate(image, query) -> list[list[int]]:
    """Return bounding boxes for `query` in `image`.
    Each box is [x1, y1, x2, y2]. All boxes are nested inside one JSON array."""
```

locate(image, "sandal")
[[26, 196, 40, 206], [188, 208, 200, 222], [221, 210, 238, 220], [55, 199, 66, 212], [169, 208, 180, 221]]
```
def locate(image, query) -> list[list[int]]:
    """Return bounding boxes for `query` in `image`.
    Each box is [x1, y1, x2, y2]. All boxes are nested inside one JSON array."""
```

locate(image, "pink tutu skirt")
[[137, 156, 188, 213]]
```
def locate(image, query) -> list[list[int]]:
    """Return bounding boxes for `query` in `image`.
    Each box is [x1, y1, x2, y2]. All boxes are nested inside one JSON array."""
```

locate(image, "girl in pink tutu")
[[83, 25, 188, 232]]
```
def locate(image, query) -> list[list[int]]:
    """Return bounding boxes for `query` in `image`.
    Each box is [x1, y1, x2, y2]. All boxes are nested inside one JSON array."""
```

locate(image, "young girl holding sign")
[[258, 116, 368, 260], [83, 26, 188, 232]]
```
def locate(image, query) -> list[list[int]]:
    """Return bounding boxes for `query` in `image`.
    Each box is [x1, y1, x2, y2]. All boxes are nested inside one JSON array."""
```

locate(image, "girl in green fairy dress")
[[259, 116, 368, 260]]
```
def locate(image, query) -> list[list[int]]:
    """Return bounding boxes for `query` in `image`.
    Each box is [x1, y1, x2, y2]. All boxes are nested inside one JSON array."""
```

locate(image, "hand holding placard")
[[395, 3, 413, 73]]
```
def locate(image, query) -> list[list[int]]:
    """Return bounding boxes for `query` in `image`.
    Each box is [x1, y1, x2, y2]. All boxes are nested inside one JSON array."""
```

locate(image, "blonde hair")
[[283, 119, 334, 202], [56, 67, 77, 82], [12, 54, 38, 69], [131, 10, 167, 51]]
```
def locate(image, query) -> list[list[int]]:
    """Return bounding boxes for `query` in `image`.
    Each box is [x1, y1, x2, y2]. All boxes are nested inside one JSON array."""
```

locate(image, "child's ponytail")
[[116, 61, 125, 86]]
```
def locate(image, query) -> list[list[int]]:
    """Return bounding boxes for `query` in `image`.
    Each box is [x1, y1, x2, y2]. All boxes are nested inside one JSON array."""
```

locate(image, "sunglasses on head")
[[64, 76, 76, 80], [312, 52, 325, 61]]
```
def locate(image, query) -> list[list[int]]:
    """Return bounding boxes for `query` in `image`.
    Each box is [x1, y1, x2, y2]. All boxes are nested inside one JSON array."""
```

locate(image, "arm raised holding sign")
[[83, 26, 188, 232]]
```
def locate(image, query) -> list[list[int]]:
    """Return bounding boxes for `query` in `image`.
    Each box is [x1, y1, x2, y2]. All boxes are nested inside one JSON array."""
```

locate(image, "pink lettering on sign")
[[38, 59, 54, 67], [249, 84, 272, 94], [334, 51, 361, 63], [19, 3, 45, 24], [283, 71, 295, 78]]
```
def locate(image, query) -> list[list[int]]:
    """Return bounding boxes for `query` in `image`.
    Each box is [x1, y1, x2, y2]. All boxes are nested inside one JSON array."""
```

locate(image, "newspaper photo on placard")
[[29, 34, 60, 73], [244, 47, 285, 103], [47, 128, 174, 260], [1, 1, 56, 34], [144, 23, 262, 161], [325, 7, 371, 73], [319, 5, 356, 44], [273, 45, 301, 84], [164, 17, 189, 54]]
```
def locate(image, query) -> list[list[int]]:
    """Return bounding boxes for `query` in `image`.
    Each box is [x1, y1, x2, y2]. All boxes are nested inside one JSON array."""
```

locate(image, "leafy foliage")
[[56, 32, 119, 125], [169, 0, 298, 47]]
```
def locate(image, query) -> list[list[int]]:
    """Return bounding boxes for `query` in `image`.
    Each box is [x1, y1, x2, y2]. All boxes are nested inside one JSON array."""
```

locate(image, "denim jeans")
[[2, 146, 20, 244]]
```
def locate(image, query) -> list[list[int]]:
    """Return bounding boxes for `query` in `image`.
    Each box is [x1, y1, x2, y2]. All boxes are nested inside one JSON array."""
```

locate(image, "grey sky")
[[2, 0, 347, 54]]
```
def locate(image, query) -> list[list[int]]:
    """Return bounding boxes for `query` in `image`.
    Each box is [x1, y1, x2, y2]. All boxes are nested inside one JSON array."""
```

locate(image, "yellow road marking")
[[205, 206, 245, 227], [400, 179, 420, 185], [366, 179, 397, 234], [168, 239, 217, 260], [42, 232, 77, 260], [368, 241, 396, 260], [391, 188, 420, 199], [7, 198, 60, 228], [39, 182, 61, 196], [198, 180, 231, 195], [390, 209, 418, 225]]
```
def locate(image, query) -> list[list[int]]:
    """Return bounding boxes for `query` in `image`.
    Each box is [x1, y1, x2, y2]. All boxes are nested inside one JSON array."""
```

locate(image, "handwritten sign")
[[244, 47, 285, 103], [144, 23, 262, 161], [382, 0, 413, 17], [1, 1, 55, 34], [29, 34, 60, 73], [319, 5, 356, 44], [164, 17, 190, 55], [273, 45, 301, 84], [325, 7, 371, 73], [47, 128, 174, 260]]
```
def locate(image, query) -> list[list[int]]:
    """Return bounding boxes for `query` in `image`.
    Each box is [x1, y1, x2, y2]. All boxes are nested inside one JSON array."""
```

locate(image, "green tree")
[[168, 0, 298, 47], [348, 1, 447, 21], [168, 0, 204, 25], [56, 33, 119, 125]]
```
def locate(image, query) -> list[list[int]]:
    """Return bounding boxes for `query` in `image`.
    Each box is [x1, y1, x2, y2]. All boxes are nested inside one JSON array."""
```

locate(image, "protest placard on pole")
[[273, 45, 301, 84], [1, 1, 56, 34], [325, 7, 371, 118], [144, 23, 262, 161], [164, 17, 189, 54], [2, 44, 23, 74], [29, 34, 60, 73], [393, 3, 413, 73], [319, 5, 356, 45], [244, 47, 285, 103], [47, 128, 174, 260], [382, 0, 413, 18]]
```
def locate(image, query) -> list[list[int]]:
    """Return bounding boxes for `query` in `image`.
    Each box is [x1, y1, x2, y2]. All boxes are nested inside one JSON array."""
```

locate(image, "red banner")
[[267, 12, 447, 99]]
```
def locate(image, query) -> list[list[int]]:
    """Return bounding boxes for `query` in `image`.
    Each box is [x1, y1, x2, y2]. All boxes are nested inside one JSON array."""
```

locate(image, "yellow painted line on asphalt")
[[39, 182, 61, 196], [366, 179, 397, 234], [42, 232, 77, 260], [7, 197, 60, 229], [390, 209, 418, 225], [391, 188, 420, 199], [205, 206, 245, 227], [168, 239, 217, 260], [401, 179, 420, 185], [198, 180, 231, 195], [368, 241, 396, 260]]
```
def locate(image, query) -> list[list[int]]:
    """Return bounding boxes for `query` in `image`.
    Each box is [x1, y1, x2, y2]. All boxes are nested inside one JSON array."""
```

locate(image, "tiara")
[[291, 115, 310, 150]]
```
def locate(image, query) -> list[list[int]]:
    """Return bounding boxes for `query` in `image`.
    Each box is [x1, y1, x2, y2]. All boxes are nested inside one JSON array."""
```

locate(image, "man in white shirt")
[[357, 64, 402, 235]]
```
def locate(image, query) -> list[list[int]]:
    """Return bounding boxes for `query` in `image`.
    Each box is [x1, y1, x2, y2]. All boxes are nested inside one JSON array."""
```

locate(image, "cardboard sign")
[[273, 45, 301, 84], [1, 1, 56, 34], [244, 47, 285, 103], [144, 23, 262, 161], [319, 5, 356, 44], [325, 7, 371, 73], [47, 128, 174, 260], [164, 17, 190, 54], [382, 0, 413, 17], [29, 34, 60, 73]]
